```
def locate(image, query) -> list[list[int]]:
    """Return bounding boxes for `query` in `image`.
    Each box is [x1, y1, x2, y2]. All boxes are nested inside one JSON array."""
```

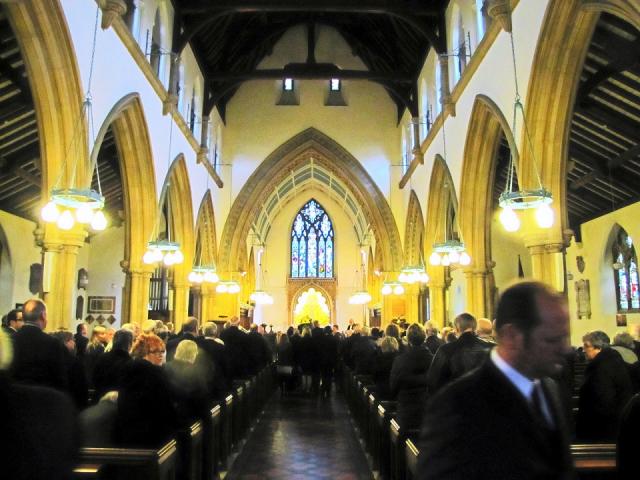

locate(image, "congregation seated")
[[92, 329, 133, 401], [116, 333, 178, 447], [389, 323, 433, 431], [372, 336, 399, 400], [166, 316, 199, 361]]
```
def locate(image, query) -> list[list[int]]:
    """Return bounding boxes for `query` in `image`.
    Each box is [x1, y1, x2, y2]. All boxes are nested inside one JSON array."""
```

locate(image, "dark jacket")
[[165, 359, 210, 428], [79, 397, 118, 447], [74, 333, 88, 358], [425, 335, 444, 355], [247, 331, 271, 374], [351, 335, 378, 375], [418, 359, 574, 479], [426, 331, 492, 395], [116, 359, 178, 447], [166, 331, 198, 362], [576, 347, 633, 441], [220, 326, 250, 379], [373, 350, 398, 400], [390, 344, 433, 431], [196, 337, 231, 397], [92, 348, 132, 400], [10, 324, 69, 391]]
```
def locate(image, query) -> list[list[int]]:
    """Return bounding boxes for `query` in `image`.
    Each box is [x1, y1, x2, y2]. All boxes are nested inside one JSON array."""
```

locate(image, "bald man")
[[477, 318, 496, 344]]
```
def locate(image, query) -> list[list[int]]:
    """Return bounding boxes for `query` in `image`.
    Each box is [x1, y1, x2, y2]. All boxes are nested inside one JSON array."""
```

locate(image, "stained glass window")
[[613, 228, 640, 312], [290, 199, 334, 278]]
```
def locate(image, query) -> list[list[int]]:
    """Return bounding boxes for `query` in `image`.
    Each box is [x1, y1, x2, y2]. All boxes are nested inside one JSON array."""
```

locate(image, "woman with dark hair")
[[116, 333, 178, 447]]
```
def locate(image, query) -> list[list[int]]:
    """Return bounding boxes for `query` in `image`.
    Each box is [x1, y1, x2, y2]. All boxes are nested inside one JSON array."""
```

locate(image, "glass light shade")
[[75, 204, 94, 224], [499, 206, 520, 232], [535, 203, 554, 228], [57, 210, 75, 230], [228, 283, 241, 294], [419, 272, 430, 283], [41, 201, 60, 222], [216, 283, 228, 293], [203, 271, 219, 283], [448, 250, 460, 263], [398, 272, 407, 283], [393, 285, 405, 295], [459, 252, 471, 266], [188, 271, 203, 283], [143, 251, 156, 264], [429, 251, 442, 266], [381, 284, 392, 295], [90, 210, 107, 231], [152, 248, 163, 262], [163, 252, 175, 266], [441, 254, 451, 267], [172, 249, 184, 264]]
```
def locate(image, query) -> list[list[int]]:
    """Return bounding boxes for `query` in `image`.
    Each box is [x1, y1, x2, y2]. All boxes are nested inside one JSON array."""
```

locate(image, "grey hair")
[[613, 332, 635, 350], [175, 340, 199, 364], [380, 336, 399, 353], [583, 330, 610, 350]]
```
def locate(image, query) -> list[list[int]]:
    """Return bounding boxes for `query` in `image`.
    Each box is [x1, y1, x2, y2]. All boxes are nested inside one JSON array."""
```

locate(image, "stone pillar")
[[163, 53, 180, 115], [464, 269, 489, 319], [100, 0, 127, 30], [487, 0, 512, 32], [200, 283, 217, 323], [527, 243, 566, 292], [121, 261, 153, 326], [428, 280, 448, 329], [197, 115, 210, 164], [404, 283, 421, 324], [172, 281, 189, 330], [39, 227, 87, 331], [438, 55, 456, 117]]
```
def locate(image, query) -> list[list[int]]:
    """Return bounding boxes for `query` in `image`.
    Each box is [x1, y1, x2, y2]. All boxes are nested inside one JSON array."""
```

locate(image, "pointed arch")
[[5, 0, 87, 192], [290, 198, 334, 279], [404, 190, 425, 267], [458, 94, 515, 275], [194, 190, 218, 267], [160, 154, 195, 285], [92, 94, 158, 273], [218, 128, 403, 273], [523, 0, 640, 242]]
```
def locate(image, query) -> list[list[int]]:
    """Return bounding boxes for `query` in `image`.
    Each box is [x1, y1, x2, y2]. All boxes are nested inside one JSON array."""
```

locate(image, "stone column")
[[39, 227, 87, 331], [464, 269, 489, 319], [428, 280, 448, 329], [438, 55, 456, 117], [172, 280, 190, 330], [404, 283, 421, 324], [200, 283, 217, 323], [527, 243, 566, 292], [197, 114, 210, 164], [121, 261, 153, 326], [163, 53, 180, 115]]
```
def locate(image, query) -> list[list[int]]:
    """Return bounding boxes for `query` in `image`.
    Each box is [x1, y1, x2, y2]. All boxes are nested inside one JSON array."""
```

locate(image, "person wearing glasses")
[[116, 333, 177, 447]]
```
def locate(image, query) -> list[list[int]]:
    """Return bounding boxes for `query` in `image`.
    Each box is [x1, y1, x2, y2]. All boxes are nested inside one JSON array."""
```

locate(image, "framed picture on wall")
[[88, 296, 116, 314]]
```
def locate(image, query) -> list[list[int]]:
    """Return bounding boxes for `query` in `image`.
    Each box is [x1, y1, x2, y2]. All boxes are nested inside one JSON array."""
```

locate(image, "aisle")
[[226, 389, 373, 480]]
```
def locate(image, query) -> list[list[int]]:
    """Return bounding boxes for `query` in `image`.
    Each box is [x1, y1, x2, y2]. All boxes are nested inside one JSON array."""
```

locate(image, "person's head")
[[6, 309, 23, 331], [454, 313, 477, 334], [495, 280, 570, 378], [183, 317, 199, 334], [332, 324, 339, 333], [385, 323, 400, 339], [371, 327, 382, 339], [424, 321, 438, 337], [76, 322, 88, 337], [250, 324, 258, 333], [166, 322, 175, 334], [301, 326, 311, 337], [406, 323, 426, 347], [278, 332, 290, 346], [141, 319, 156, 334], [286, 326, 294, 337], [380, 336, 399, 353], [113, 329, 133, 352], [477, 318, 493, 338], [131, 333, 166, 366], [582, 331, 610, 361], [203, 321, 218, 338], [174, 339, 198, 364], [90, 325, 107, 345], [105, 328, 115, 343], [613, 332, 635, 350], [52, 330, 75, 353], [441, 326, 454, 341], [313, 320, 319, 328], [120, 322, 140, 340], [323, 325, 332, 335], [361, 325, 371, 337], [22, 299, 47, 329]]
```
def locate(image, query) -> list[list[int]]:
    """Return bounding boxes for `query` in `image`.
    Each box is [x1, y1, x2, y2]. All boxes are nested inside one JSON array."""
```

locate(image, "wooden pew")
[[203, 403, 221, 480], [176, 421, 203, 480], [389, 420, 419, 480], [78, 438, 177, 480], [572, 443, 617, 479], [405, 437, 419, 480], [219, 394, 234, 470], [376, 401, 397, 480]]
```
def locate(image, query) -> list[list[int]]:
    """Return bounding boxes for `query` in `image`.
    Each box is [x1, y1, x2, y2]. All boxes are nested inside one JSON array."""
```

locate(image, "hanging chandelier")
[[143, 117, 183, 266], [398, 266, 430, 284], [41, 9, 107, 233], [381, 281, 405, 296], [349, 249, 371, 305], [188, 266, 219, 284], [250, 247, 274, 304], [498, 28, 553, 232], [429, 123, 471, 267], [216, 280, 241, 294]]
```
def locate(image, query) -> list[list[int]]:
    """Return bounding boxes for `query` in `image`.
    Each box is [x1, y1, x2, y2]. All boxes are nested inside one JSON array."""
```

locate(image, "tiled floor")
[[226, 390, 373, 480]]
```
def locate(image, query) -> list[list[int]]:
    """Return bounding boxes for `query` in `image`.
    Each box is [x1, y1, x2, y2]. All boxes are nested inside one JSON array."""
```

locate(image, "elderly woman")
[[165, 340, 210, 426], [116, 333, 178, 447], [373, 336, 400, 400]]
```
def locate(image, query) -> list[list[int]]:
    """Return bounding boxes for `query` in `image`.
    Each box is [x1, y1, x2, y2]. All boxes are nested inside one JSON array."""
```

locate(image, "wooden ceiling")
[[172, 0, 450, 120]]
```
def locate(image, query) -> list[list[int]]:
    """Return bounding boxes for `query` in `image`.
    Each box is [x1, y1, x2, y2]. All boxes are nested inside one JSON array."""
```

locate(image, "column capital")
[[487, 0, 512, 33], [39, 226, 87, 251], [100, 0, 128, 30], [527, 243, 565, 256]]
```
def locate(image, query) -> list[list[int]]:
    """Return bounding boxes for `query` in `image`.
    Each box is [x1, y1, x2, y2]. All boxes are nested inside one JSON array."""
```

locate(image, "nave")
[[226, 391, 371, 480]]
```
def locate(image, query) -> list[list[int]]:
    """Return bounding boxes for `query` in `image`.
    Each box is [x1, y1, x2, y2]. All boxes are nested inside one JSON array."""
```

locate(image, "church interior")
[[1, 0, 639, 478]]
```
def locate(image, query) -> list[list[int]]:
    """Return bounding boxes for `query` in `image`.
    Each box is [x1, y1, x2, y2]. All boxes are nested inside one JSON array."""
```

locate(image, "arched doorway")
[[291, 285, 334, 326]]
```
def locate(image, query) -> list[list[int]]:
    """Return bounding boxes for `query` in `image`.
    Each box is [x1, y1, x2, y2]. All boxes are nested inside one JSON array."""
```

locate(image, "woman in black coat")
[[389, 324, 433, 432], [373, 336, 400, 400]]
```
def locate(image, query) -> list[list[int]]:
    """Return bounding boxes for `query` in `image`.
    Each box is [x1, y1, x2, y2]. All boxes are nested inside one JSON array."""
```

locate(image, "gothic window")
[[291, 199, 334, 278], [613, 228, 640, 311]]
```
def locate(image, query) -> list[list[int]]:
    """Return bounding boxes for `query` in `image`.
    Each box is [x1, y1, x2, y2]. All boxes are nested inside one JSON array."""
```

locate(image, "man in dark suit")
[[426, 312, 492, 395], [2, 308, 23, 337], [220, 317, 251, 380], [74, 322, 88, 358], [418, 281, 574, 479], [166, 316, 199, 361], [10, 298, 69, 392], [196, 321, 231, 398]]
